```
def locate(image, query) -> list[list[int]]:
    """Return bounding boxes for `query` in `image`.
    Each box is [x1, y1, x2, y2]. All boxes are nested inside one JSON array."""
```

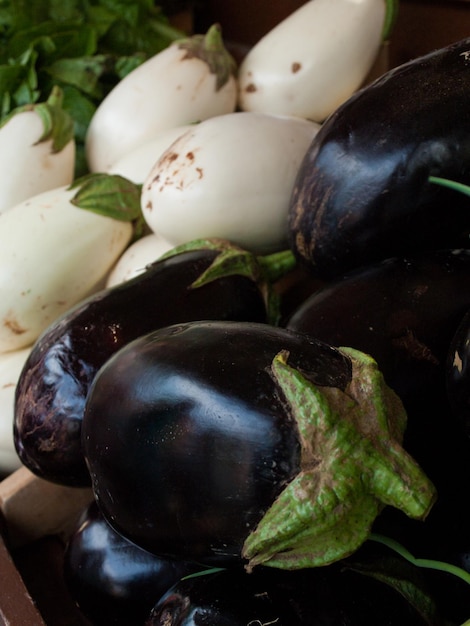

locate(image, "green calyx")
[[0, 85, 74, 152], [69, 172, 145, 239], [159, 238, 297, 325], [176, 24, 237, 91], [242, 347, 437, 572]]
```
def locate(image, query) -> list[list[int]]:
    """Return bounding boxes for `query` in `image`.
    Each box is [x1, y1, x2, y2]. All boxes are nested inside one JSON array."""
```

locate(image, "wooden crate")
[[1, 2, 469, 623], [0, 468, 93, 625]]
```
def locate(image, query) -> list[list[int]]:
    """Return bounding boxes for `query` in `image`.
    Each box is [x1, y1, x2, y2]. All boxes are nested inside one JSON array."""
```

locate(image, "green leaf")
[[115, 53, 146, 80], [82, 5, 118, 39], [61, 84, 96, 143], [45, 54, 113, 99], [69, 172, 143, 222], [0, 0, 185, 174], [0, 63, 26, 96]]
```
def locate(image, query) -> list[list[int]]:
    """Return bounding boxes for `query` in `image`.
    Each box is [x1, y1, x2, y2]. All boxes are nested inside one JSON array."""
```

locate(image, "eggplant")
[[64, 500, 200, 626], [14, 239, 292, 487], [146, 556, 436, 626], [285, 249, 470, 407], [284, 249, 470, 569], [288, 37, 470, 279], [447, 307, 470, 438], [82, 320, 435, 571], [284, 248, 470, 479]]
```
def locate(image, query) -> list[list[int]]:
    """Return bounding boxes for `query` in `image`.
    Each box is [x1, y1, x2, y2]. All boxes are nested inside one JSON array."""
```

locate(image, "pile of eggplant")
[[8, 16, 470, 626]]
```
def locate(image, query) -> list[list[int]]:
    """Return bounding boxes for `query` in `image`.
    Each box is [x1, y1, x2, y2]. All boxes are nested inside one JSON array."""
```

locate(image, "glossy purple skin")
[[146, 556, 432, 626], [82, 321, 352, 565], [285, 249, 470, 571], [446, 307, 470, 438], [288, 38, 470, 279], [14, 248, 268, 487], [64, 501, 199, 626], [286, 249, 470, 407]]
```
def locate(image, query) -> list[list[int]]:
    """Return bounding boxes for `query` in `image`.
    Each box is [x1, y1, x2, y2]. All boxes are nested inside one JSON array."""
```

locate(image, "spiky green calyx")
[[242, 347, 437, 572]]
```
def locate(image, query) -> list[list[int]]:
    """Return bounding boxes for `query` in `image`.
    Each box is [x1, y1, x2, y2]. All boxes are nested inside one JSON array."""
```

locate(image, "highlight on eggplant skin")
[[446, 307, 470, 439], [145, 558, 432, 626], [285, 248, 470, 408], [283, 248, 470, 582], [63, 500, 201, 626], [13, 242, 272, 487], [288, 37, 470, 279], [82, 320, 435, 573]]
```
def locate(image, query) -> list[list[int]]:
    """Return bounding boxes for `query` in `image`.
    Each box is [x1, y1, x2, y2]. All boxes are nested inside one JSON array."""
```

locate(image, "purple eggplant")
[[64, 501, 200, 626], [284, 249, 470, 571], [285, 249, 470, 407], [14, 239, 294, 487], [284, 248, 470, 481], [288, 38, 470, 278], [447, 307, 470, 438], [145, 551, 446, 626], [82, 320, 435, 571]]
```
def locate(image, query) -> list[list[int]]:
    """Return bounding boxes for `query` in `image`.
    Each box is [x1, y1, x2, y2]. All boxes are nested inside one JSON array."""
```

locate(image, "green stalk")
[[429, 176, 470, 197], [257, 249, 297, 283], [383, 0, 400, 40], [160, 238, 297, 325], [369, 533, 470, 586]]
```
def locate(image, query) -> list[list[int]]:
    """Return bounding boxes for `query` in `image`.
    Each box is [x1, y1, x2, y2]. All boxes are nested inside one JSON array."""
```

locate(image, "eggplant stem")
[[181, 566, 226, 581], [429, 175, 470, 197], [257, 249, 297, 283], [383, 0, 400, 40], [369, 533, 470, 586]]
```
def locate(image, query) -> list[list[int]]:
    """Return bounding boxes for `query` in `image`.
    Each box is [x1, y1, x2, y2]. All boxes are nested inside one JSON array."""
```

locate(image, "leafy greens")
[[0, 0, 185, 174]]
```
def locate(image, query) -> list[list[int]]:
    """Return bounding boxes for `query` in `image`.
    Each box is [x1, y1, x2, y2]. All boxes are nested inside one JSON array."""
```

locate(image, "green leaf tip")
[[69, 172, 142, 224], [242, 347, 437, 572], [159, 238, 296, 325]]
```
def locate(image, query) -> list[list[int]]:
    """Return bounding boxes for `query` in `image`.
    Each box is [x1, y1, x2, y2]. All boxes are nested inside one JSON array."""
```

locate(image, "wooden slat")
[[0, 532, 46, 626], [0, 467, 93, 548]]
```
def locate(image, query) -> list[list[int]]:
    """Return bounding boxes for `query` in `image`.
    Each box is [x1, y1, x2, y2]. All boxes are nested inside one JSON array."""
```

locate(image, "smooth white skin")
[[141, 112, 320, 254], [0, 347, 31, 475], [107, 124, 195, 183], [0, 186, 132, 352], [0, 111, 75, 215], [238, 0, 386, 122], [106, 232, 174, 287], [86, 44, 238, 173]]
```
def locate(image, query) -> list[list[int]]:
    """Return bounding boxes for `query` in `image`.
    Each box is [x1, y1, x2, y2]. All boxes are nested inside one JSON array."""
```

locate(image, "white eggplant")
[[141, 111, 320, 254], [86, 25, 237, 173], [107, 124, 195, 184], [0, 86, 75, 214], [106, 232, 174, 287], [0, 347, 31, 475], [238, 0, 395, 122], [0, 179, 135, 352]]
